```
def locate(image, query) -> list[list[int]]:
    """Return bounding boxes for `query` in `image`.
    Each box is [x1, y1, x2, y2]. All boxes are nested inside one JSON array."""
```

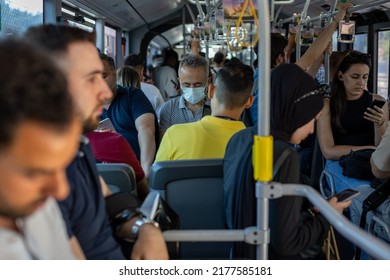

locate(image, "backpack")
[[223, 127, 299, 259]]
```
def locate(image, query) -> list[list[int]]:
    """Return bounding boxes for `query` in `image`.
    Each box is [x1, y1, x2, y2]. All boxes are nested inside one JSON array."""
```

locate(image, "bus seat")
[[96, 163, 136, 194], [149, 159, 231, 259]]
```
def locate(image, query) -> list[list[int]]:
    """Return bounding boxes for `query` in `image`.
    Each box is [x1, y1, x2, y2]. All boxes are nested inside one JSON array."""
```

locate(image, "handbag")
[[339, 149, 375, 180]]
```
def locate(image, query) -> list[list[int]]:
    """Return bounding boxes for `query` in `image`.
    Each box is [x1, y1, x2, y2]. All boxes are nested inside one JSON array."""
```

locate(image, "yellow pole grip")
[[252, 135, 273, 181]]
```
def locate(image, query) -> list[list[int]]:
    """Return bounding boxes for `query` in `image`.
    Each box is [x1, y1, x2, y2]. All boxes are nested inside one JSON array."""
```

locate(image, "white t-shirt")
[[141, 82, 165, 119], [0, 197, 75, 259], [153, 65, 178, 101]]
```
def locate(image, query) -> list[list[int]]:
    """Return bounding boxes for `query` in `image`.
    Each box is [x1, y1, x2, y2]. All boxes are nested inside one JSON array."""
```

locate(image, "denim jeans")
[[324, 160, 371, 193], [350, 184, 390, 259]]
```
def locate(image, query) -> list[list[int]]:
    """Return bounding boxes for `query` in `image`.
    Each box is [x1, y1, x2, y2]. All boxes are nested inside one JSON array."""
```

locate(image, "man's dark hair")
[[270, 33, 288, 68], [124, 54, 144, 67], [0, 39, 75, 146], [99, 52, 116, 70], [214, 62, 254, 109], [164, 48, 178, 61], [213, 51, 225, 64], [25, 24, 96, 58], [179, 54, 208, 77]]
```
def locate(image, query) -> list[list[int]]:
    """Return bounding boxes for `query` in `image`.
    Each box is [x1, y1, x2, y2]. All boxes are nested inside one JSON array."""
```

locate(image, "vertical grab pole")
[[255, 0, 272, 260]]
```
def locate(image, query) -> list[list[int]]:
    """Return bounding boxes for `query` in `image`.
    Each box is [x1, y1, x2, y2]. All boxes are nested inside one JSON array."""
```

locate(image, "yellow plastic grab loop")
[[226, 19, 245, 51], [226, 0, 259, 51], [235, 0, 259, 48], [252, 135, 273, 182]]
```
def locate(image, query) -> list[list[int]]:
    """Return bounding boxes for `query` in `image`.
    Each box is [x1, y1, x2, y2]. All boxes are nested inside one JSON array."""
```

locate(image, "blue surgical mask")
[[182, 87, 206, 104]]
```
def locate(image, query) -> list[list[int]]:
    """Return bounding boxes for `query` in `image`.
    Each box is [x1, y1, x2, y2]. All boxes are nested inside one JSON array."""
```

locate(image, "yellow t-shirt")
[[155, 116, 246, 161]]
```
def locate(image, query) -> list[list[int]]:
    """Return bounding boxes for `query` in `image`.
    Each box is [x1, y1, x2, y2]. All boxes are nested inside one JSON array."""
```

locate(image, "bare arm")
[[306, 54, 323, 78], [316, 99, 375, 160], [99, 176, 113, 197], [136, 177, 150, 201], [191, 40, 200, 55], [115, 216, 169, 260], [69, 236, 86, 260], [135, 113, 156, 178], [296, 3, 352, 71], [371, 122, 390, 179], [371, 158, 390, 179]]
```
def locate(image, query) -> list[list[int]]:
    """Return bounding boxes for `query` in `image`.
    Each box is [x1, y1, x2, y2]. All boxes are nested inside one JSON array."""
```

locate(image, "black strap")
[[273, 148, 293, 178], [202, 104, 211, 117]]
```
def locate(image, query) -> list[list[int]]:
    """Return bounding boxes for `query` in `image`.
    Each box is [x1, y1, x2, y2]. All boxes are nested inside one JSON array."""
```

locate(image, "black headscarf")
[[270, 63, 324, 142]]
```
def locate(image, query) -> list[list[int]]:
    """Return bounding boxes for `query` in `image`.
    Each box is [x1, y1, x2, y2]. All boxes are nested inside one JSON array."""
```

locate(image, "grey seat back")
[[96, 163, 136, 194], [149, 159, 230, 259]]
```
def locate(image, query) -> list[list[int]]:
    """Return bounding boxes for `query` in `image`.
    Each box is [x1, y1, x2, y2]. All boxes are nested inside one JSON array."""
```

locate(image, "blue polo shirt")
[[102, 85, 158, 160], [58, 136, 125, 260]]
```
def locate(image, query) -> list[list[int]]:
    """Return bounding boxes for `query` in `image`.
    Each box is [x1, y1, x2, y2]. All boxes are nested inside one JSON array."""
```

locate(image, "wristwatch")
[[111, 208, 138, 231], [131, 217, 159, 239]]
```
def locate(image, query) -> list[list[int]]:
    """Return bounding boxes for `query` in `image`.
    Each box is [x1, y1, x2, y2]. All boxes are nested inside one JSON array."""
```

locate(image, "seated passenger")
[[86, 131, 149, 199], [100, 54, 158, 178], [350, 122, 390, 258], [0, 39, 81, 259], [316, 51, 388, 192], [124, 54, 165, 119], [224, 63, 350, 259], [155, 62, 254, 161], [27, 24, 168, 260], [159, 54, 211, 137], [117, 65, 141, 88], [249, 3, 352, 126]]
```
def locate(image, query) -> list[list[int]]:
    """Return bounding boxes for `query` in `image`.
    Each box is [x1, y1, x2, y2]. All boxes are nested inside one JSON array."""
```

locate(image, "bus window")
[[353, 33, 368, 53], [378, 30, 390, 99], [104, 25, 116, 62], [0, 0, 43, 37]]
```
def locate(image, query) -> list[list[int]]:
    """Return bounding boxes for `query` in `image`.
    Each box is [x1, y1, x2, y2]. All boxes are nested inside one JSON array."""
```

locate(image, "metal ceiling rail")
[[296, 0, 312, 62], [274, 0, 295, 4], [278, 0, 390, 25]]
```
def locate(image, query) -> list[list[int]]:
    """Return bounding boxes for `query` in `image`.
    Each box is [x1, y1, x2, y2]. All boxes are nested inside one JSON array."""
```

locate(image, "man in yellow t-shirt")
[[155, 62, 254, 161]]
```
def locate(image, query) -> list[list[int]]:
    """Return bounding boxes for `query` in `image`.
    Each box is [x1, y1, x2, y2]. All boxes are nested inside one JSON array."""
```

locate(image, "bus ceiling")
[[60, 0, 390, 52]]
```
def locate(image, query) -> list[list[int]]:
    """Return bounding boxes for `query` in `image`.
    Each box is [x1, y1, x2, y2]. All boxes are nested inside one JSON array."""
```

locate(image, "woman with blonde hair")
[[117, 65, 141, 88]]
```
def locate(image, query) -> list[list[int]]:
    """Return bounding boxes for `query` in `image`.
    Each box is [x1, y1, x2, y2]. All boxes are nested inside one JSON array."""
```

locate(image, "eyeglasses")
[[293, 85, 331, 104]]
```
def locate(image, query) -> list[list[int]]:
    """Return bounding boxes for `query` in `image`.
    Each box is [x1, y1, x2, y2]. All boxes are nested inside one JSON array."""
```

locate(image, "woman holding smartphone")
[[224, 64, 351, 259], [317, 51, 389, 191]]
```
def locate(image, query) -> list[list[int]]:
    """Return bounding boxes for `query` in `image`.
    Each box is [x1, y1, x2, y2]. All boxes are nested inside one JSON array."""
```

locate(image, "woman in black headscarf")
[[224, 63, 350, 259]]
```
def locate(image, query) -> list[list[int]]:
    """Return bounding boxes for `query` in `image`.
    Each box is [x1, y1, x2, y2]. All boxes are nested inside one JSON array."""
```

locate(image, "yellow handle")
[[252, 135, 273, 181]]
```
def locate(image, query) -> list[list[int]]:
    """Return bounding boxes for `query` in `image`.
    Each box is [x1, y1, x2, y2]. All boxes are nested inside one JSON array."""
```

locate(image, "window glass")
[[378, 30, 390, 99], [104, 25, 116, 62], [0, 0, 43, 37], [353, 34, 368, 53]]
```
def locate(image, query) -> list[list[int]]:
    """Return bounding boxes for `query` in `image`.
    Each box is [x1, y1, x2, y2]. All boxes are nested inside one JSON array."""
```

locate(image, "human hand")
[[131, 224, 169, 260], [328, 196, 351, 213], [364, 105, 386, 127], [334, 2, 353, 23]]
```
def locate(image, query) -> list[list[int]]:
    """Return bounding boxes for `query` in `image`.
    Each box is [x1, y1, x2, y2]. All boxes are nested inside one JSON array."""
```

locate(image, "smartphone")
[[333, 189, 360, 202], [98, 118, 116, 132], [369, 99, 386, 109]]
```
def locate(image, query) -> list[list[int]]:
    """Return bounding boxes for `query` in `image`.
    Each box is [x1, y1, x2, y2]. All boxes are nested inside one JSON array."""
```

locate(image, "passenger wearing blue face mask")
[[155, 62, 254, 162], [158, 54, 210, 139]]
